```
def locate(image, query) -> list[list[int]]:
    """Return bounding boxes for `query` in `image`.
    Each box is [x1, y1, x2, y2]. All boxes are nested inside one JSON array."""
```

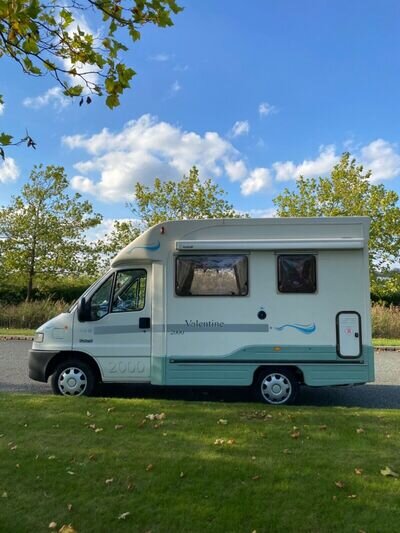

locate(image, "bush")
[[371, 304, 400, 339], [0, 299, 68, 330]]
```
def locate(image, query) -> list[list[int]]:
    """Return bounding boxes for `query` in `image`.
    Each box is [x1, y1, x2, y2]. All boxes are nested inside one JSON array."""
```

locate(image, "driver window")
[[89, 275, 114, 321], [112, 269, 147, 313]]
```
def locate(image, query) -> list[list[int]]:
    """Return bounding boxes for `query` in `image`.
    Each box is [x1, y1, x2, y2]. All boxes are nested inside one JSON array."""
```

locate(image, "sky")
[[1, 0, 400, 235]]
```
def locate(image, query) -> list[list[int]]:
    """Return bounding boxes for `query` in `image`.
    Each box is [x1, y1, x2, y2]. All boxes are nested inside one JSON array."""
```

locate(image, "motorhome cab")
[[29, 217, 374, 405]]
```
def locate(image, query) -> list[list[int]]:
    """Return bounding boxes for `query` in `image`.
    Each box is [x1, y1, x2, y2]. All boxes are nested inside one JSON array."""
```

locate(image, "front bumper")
[[28, 349, 59, 382]]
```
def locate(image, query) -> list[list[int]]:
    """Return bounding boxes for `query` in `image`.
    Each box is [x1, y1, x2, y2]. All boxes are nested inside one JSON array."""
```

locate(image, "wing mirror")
[[77, 296, 90, 322]]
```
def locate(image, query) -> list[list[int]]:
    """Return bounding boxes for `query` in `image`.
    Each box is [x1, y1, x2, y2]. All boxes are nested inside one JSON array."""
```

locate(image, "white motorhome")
[[29, 217, 374, 405]]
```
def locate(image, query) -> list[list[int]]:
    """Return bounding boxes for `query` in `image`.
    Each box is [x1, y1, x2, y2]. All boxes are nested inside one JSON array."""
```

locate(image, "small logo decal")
[[127, 240, 161, 253], [274, 323, 316, 334]]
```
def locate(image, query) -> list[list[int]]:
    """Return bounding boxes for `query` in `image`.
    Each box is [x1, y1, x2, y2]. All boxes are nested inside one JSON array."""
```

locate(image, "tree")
[[0, 164, 102, 300], [273, 153, 400, 291], [99, 166, 245, 267], [0, 0, 182, 156]]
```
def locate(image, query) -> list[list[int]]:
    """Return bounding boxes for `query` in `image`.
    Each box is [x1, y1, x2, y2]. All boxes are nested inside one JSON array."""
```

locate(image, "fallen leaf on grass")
[[283, 449, 292, 454], [114, 425, 124, 430], [214, 439, 225, 445], [2, 491, 8, 498], [146, 464, 153, 472], [105, 478, 114, 485], [94, 428, 103, 433], [127, 482, 135, 491], [86, 411, 93, 417], [319, 425, 327, 430], [354, 468, 363, 475], [252, 475, 261, 481], [180, 472, 185, 478], [347, 494, 357, 499], [88, 424, 96, 430], [67, 504, 72, 512], [356, 428, 365, 434], [118, 512, 130, 520], [290, 431, 300, 439], [335, 481, 345, 489], [107, 407, 115, 413], [88, 454, 97, 461], [10, 444, 17, 451], [58, 525, 77, 533], [227, 439, 235, 445], [67, 471, 75, 476], [48, 522, 57, 529], [145, 413, 166, 421], [217, 419, 228, 425], [48, 456, 56, 460], [380, 466, 399, 478]]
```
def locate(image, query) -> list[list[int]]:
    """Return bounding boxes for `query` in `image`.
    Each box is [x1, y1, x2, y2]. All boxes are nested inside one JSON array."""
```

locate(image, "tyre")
[[253, 367, 299, 405], [50, 359, 96, 397]]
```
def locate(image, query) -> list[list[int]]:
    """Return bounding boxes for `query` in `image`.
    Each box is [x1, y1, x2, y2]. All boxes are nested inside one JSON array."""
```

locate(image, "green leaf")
[[0, 133, 13, 146], [106, 94, 119, 109]]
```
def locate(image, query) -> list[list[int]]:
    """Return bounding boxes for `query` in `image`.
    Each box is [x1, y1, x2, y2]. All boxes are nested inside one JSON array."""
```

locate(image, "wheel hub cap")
[[58, 367, 87, 396], [261, 373, 292, 404]]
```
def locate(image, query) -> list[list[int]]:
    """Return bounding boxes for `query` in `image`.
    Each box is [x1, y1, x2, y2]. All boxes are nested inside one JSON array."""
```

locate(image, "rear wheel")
[[50, 360, 96, 397], [254, 368, 299, 405]]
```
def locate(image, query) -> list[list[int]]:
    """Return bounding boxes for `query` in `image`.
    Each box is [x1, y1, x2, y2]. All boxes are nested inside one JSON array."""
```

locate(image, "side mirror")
[[77, 296, 90, 322]]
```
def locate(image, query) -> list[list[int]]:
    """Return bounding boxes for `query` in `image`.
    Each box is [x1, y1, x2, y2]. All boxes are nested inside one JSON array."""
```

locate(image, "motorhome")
[[29, 217, 374, 405]]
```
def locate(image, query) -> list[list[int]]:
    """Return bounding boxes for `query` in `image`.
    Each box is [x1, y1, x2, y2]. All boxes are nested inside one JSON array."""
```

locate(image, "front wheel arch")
[[45, 351, 102, 383]]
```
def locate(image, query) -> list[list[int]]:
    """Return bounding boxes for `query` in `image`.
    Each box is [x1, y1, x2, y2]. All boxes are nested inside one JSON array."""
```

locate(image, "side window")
[[89, 275, 114, 321], [176, 255, 248, 296], [111, 270, 147, 312], [277, 254, 316, 293]]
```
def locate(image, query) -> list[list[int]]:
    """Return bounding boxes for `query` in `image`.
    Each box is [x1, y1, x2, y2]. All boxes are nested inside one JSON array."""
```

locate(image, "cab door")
[[73, 267, 152, 382]]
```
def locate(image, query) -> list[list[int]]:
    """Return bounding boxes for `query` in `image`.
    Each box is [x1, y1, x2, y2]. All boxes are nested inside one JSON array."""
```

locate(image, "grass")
[[372, 338, 400, 347], [0, 299, 67, 330], [0, 328, 35, 336], [372, 304, 400, 339], [1, 395, 400, 532]]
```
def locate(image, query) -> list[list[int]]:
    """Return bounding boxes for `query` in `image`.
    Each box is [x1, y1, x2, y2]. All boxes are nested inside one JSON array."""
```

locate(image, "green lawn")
[[1, 395, 399, 532], [373, 338, 400, 347], [0, 328, 35, 336]]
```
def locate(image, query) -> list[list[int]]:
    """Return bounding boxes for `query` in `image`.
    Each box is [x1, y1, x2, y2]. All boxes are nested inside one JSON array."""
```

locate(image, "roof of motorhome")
[[111, 217, 370, 267]]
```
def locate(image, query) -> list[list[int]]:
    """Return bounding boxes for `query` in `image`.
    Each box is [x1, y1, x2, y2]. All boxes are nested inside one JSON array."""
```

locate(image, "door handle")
[[139, 317, 151, 329]]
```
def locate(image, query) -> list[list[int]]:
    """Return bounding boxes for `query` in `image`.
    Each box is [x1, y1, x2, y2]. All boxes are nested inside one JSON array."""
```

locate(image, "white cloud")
[[0, 158, 20, 183], [273, 145, 339, 182], [63, 114, 245, 202], [170, 80, 181, 94], [241, 167, 272, 196], [360, 139, 400, 182], [23, 86, 70, 110], [259, 101, 277, 117], [247, 207, 277, 218], [150, 53, 170, 62], [225, 160, 247, 181], [230, 120, 250, 138]]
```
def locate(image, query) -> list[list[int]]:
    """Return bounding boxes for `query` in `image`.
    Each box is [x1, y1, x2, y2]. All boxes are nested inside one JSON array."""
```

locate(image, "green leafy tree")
[[99, 166, 245, 268], [273, 153, 400, 292], [0, 164, 102, 300], [0, 0, 182, 156]]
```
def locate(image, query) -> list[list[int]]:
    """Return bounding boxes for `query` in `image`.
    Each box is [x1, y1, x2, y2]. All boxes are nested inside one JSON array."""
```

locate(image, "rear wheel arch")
[[252, 365, 303, 405], [253, 365, 304, 386], [45, 351, 102, 383]]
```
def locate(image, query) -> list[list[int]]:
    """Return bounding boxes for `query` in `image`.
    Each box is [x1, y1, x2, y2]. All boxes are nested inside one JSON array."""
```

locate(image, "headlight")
[[34, 332, 44, 343]]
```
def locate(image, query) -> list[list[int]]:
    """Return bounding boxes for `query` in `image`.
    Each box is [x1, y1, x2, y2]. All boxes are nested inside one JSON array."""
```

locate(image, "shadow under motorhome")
[[29, 217, 374, 405]]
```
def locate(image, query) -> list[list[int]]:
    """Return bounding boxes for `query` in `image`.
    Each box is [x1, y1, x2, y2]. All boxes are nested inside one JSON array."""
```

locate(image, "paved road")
[[1, 340, 399, 408]]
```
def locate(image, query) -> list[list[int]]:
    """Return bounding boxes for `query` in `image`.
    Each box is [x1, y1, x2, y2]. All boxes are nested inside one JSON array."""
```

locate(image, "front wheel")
[[253, 368, 299, 405], [50, 360, 96, 397]]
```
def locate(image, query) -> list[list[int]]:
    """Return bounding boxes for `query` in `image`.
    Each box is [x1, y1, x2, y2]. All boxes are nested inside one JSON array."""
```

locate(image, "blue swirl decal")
[[127, 240, 161, 253], [274, 323, 316, 334]]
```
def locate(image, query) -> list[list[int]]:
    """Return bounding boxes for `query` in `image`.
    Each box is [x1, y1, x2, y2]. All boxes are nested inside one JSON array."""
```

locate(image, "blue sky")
[[1, 0, 400, 232]]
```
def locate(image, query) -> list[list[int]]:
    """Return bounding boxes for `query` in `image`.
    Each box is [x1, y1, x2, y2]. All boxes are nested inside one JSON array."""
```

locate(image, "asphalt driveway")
[[1, 340, 399, 408]]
